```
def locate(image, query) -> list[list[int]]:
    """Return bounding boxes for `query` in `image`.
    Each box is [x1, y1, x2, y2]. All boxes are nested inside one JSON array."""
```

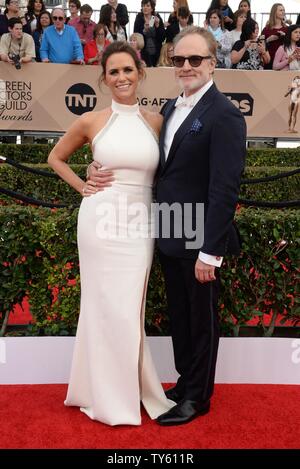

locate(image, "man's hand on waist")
[[87, 161, 115, 191]]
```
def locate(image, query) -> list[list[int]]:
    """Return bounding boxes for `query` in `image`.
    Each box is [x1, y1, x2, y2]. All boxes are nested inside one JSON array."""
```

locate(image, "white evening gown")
[[64, 100, 175, 425]]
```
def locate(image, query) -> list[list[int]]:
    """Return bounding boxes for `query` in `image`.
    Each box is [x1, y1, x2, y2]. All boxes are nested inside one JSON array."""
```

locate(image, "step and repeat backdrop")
[[0, 62, 299, 138]]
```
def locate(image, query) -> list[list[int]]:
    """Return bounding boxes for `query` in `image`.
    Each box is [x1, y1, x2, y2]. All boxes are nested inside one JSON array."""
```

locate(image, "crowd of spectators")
[[0, 0, 299, 71]]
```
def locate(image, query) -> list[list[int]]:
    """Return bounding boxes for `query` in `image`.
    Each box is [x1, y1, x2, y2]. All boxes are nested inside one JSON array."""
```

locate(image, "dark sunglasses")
[[171, 55, 211, 67], [52, 16, 64, 21]]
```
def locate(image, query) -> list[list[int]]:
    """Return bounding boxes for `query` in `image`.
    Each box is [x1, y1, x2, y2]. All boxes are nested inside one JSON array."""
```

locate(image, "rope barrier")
[[0, 186, 299, 209], [0, 156, 299, 209], [1, 156, 299, 185], [0, 187, 77, 209], [0, 156, 58, 178], [238, 198, 300, 208], [241, 168, 300, 184]]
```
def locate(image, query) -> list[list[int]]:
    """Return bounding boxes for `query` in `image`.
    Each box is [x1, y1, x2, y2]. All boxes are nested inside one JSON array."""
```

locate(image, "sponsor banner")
[[0, 62, 299, 138]]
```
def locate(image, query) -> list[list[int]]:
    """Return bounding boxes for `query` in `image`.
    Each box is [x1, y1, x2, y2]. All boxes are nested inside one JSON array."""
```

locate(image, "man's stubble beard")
[[176, 76, 206, 95]]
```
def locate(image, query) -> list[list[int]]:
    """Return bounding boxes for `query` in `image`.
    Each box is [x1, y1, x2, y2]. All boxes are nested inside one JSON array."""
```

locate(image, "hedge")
[[0, 143, 93, 164], [1, 144, 299, 337], [0, 143, 300, 166], [246, 147, 300, 167], [0, 206, 299, 337], [0, 144, 92, 165], [0, 164, 299, 206]]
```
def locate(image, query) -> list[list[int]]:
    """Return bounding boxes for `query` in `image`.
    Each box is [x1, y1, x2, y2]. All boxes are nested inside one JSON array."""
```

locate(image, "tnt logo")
[[65, 83, 97, 115], [223, 93, 254, 116]]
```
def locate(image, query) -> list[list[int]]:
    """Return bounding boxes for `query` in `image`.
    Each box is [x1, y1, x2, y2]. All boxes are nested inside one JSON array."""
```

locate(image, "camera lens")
[[10, 54, 21, 69]]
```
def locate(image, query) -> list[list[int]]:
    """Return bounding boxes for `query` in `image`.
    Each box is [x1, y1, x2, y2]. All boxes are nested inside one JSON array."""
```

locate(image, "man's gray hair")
[[52, 7, 66, 17], [173, 26, 217, 59]]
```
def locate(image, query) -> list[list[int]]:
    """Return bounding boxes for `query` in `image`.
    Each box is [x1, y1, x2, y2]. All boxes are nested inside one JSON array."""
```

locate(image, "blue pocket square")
[[189, 118, 203, 134]]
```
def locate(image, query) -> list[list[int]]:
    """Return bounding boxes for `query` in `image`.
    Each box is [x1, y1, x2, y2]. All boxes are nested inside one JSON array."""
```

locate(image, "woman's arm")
[[48, 113, 96, 196], [133, 13, 145, 35], [257, 41, 271, 65], [231, 40, 250, 65], [273, 45, 288, 70], [155, 16, 166, 43], [261, 49, 271, 65]]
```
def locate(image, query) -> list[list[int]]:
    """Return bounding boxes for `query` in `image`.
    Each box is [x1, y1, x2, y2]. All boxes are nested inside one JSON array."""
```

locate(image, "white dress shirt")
[[163, 79, 223, 268]]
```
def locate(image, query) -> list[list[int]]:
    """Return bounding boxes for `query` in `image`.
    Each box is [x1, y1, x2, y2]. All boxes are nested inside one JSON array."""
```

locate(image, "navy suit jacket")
[[155, 83, 246, 260]]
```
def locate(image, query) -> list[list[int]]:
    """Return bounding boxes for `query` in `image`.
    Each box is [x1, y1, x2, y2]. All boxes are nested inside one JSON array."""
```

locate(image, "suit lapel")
[[159, 98, 177, 168], [161, 84, 218, 175]]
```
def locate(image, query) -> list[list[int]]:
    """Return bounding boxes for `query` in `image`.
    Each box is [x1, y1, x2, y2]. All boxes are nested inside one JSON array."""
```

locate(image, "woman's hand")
[[257, 41, 266, 54], [88, 52, 102, 64], [289, 50, 299, 63], [223, 16, 233, 25], [267, 34, 281, 42]]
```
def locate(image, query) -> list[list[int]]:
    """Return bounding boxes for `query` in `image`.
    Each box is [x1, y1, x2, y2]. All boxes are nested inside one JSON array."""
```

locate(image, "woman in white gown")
[[47, 41, 175, 426]]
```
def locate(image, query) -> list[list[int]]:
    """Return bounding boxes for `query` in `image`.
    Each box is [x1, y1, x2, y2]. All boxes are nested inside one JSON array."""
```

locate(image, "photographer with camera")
[[0, 16, 35, 66]]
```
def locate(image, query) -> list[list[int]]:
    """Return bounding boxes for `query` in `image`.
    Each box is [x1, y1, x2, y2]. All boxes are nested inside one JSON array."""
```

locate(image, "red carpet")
[[0, 384, 299, 449]]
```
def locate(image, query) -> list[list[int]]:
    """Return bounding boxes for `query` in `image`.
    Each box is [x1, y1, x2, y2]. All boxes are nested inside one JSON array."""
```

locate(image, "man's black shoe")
[[165, 386, 184, 404], [156, 399, 210, 426]]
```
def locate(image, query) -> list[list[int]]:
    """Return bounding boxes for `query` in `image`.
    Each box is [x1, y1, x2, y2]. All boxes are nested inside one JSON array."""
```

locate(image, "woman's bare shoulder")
[[80, 107, 112, 125], [140, 108, 163, 135], [78, 107, 113, 141]]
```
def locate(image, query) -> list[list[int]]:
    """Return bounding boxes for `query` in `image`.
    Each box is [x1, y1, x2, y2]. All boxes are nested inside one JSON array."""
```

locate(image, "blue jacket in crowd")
[[40, 24, 83, 64]]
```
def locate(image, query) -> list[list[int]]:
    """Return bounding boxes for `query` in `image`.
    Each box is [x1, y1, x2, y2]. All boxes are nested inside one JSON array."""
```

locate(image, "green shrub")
[[0, 206, 299, 337], [246, 147, 300, 167], [0, 164, 83, 206], [0, 144, 92, 164], [220, 208, 299, 337], [1, 144, 299, 337], [0, 143, 299, 165], [240, 167, 300, 202]]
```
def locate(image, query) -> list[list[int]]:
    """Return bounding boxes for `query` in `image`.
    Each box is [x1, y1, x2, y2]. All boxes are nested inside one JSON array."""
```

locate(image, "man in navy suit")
[[155, 26, 246, 426]]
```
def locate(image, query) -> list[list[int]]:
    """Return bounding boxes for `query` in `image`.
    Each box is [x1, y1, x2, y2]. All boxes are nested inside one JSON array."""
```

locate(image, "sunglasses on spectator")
[[52, 16, 64, 21], [171, 55, 211, 67]]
